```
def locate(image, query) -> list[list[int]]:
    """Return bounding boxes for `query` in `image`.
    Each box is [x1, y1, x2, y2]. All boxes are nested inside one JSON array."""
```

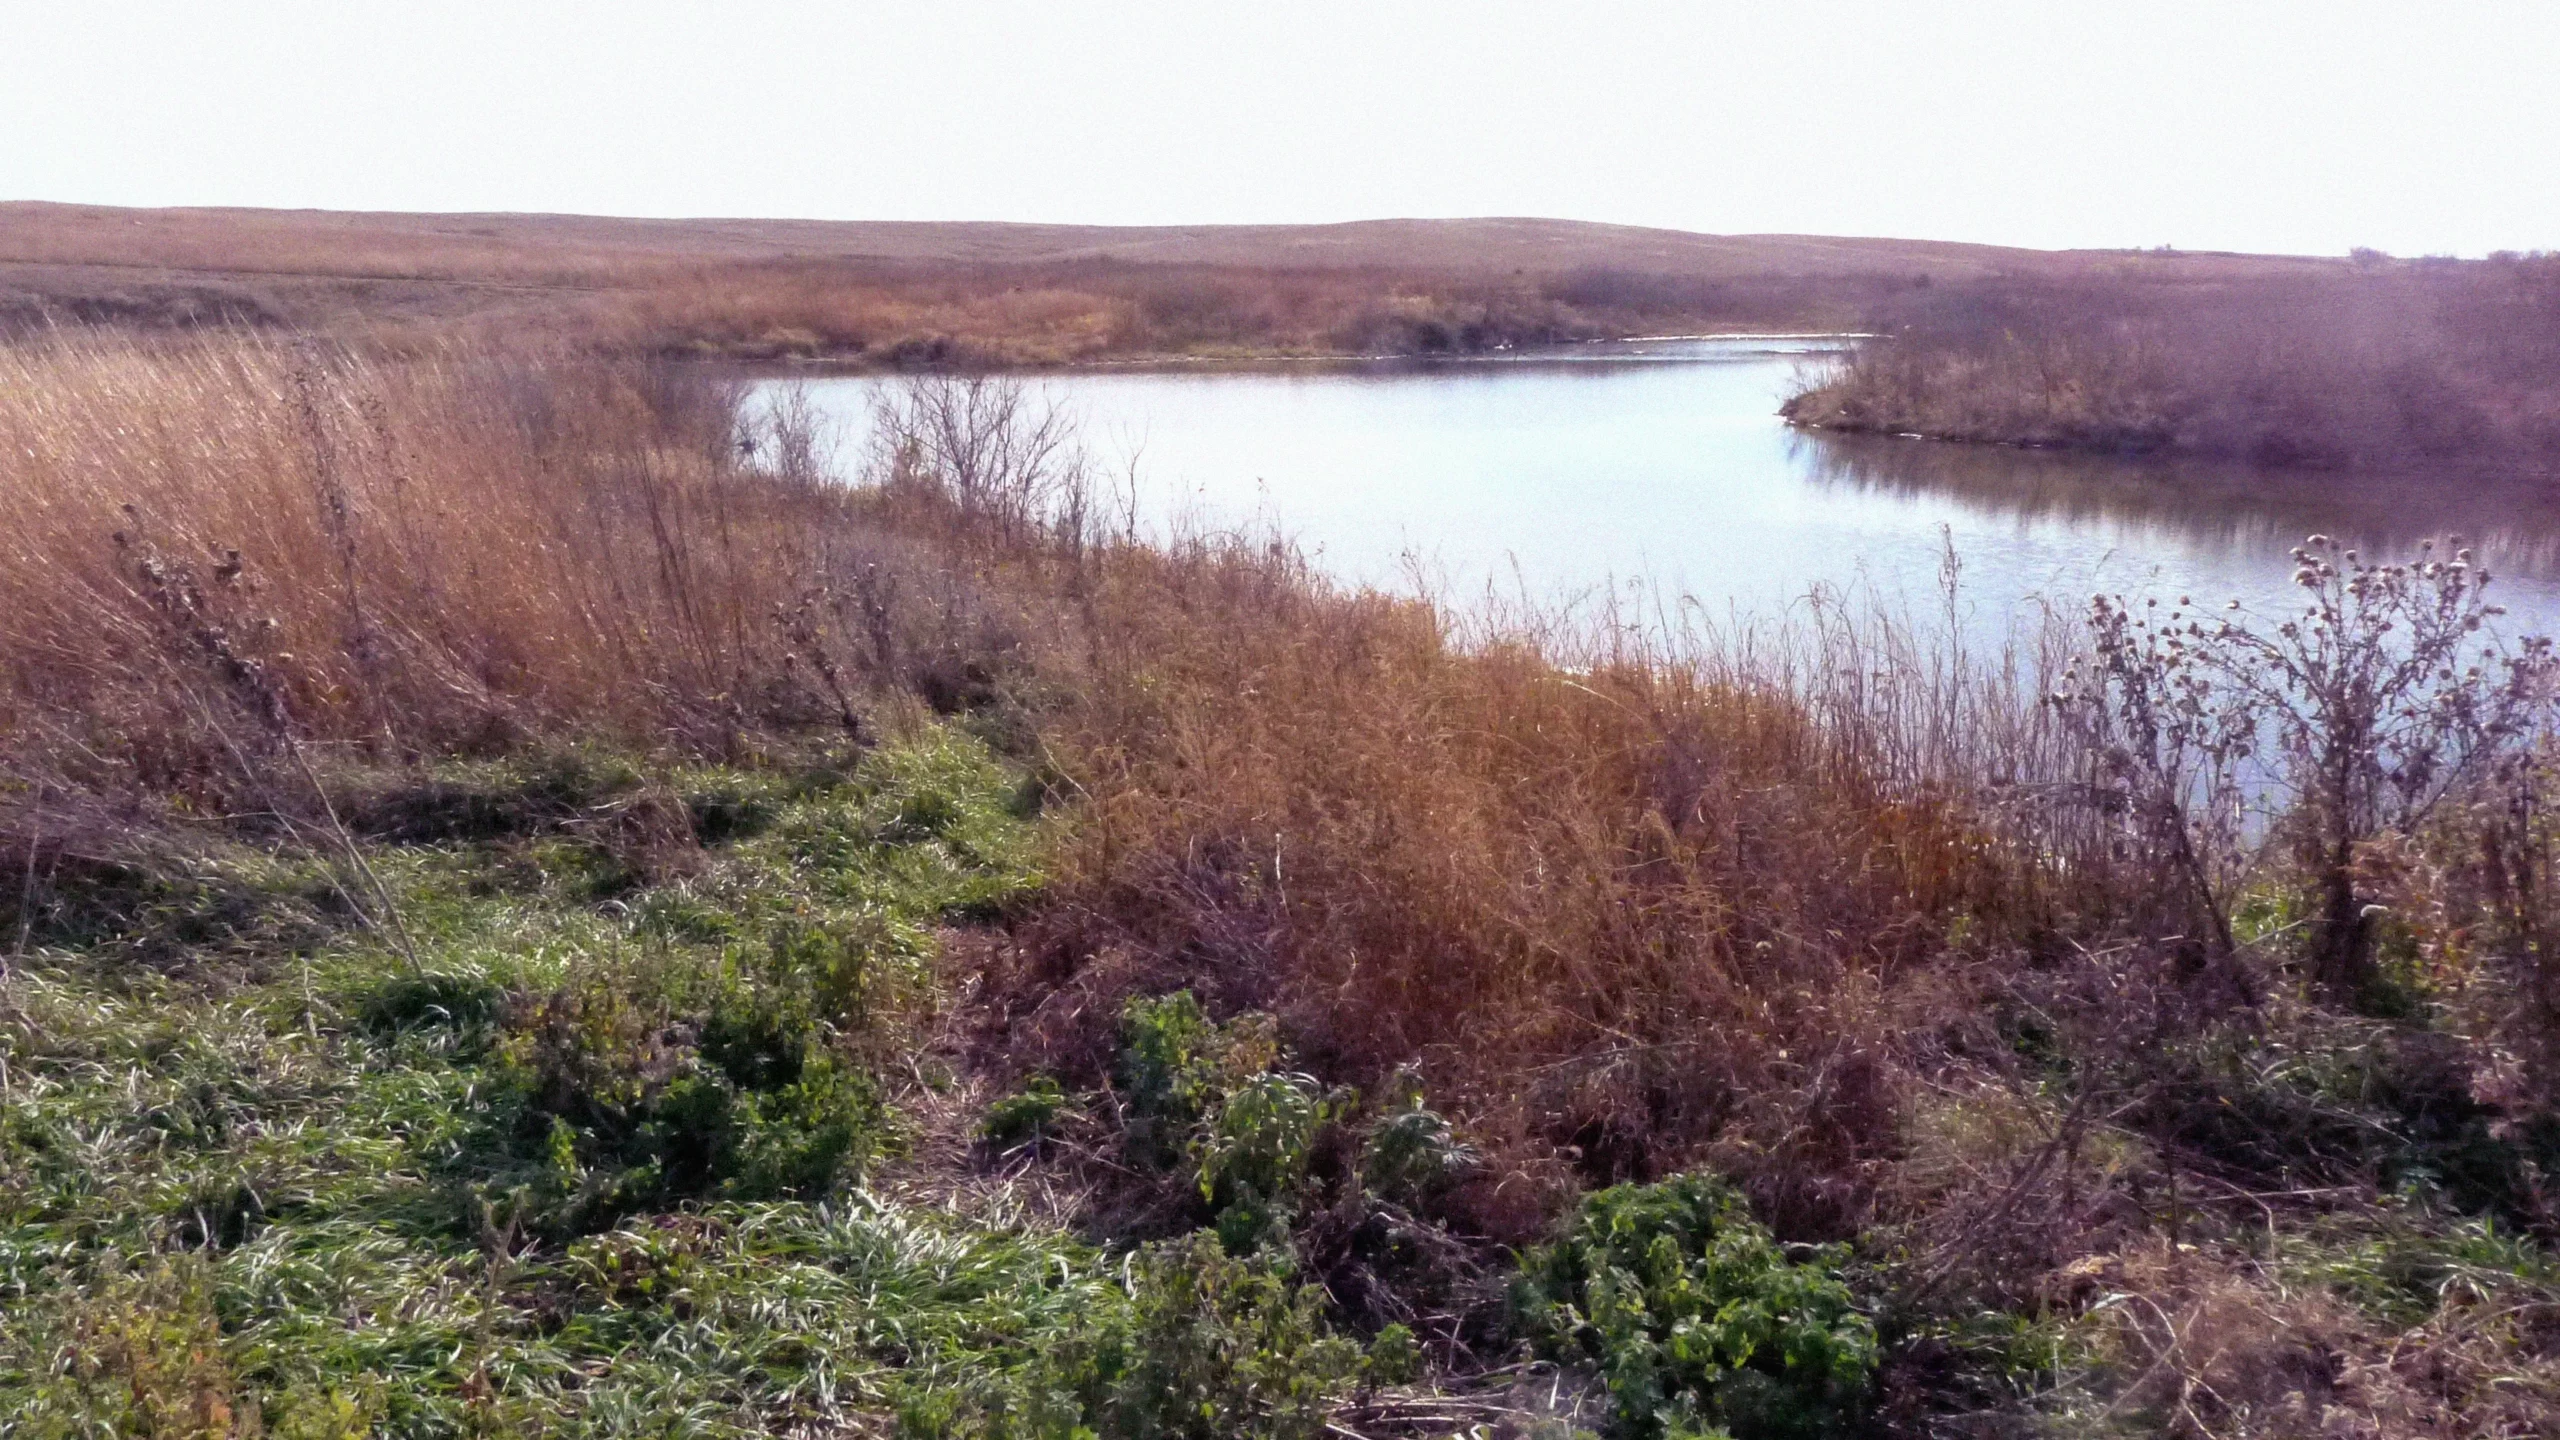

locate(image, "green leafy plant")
[[1079, 1234, 1364, 1440], [1360, 1065, 1475, 1207], [1112, 1001, 1470, 1254], [1516, 1173, 1876, 1440], [981, 1075, 1077, 1151], [1116, 991, 1235, 1170], [1194, 1070, 1344, 1253], [914, 1232, 1364, 1440], [485, 930, 889, 1236]]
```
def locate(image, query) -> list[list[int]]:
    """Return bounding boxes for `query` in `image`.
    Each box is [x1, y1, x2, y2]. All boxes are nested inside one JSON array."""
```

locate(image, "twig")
[[10, 785, 39, 970], [281, 735, 423, 976]]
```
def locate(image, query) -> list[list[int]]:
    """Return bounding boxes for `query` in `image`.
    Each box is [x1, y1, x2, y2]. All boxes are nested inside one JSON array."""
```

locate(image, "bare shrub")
[[737, 380, 833, 488], [865, 375, 1098, 554], [2057, 536, 2557, 1006]]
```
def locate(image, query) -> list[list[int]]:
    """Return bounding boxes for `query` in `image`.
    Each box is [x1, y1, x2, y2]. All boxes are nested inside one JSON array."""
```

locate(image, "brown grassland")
[[6, 325, 2560, 1437], [0, 201, 2354, 367]]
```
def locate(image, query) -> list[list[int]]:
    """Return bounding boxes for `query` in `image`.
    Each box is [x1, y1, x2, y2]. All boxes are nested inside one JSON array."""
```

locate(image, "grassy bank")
[[9, 334, 2560, 1437], [596, 260, 1883, 367], [1784, 256, 2560, 473]]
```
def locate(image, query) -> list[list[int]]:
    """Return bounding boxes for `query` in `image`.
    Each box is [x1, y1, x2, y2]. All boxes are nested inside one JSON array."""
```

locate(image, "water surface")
[[762, 339, 2560, 641]]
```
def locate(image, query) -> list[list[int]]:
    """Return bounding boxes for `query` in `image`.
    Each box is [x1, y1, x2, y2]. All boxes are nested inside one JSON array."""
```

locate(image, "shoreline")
[[715, 329, 1869, 380], [1787, 411, 2560, 485]]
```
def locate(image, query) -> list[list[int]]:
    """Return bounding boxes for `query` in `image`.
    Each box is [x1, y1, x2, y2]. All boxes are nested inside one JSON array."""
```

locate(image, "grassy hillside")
[[7, 333, 2560, 1436], [0, 203, 2180, 278], [0, 202, 2344, 366]]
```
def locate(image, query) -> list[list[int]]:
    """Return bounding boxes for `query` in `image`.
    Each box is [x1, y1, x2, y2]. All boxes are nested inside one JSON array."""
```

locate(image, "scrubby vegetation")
[[1785, 256, 2560, 472], [9, 331, 2560, 1437]]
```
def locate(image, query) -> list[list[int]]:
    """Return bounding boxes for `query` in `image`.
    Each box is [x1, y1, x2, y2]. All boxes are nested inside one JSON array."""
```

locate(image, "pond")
[[756, 338, 2560, 645]]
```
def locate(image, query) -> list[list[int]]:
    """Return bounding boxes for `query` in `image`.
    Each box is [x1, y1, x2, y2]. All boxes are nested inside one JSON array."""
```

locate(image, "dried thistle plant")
[[2056, 535, 2559, 1006]]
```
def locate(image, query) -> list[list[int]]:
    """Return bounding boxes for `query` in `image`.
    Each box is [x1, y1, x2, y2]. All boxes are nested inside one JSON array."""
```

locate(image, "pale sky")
[[6, 0, 2554, 257]]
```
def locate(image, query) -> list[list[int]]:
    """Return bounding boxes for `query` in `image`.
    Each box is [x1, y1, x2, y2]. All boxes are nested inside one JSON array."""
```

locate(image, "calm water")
[[760, 338, 2560, 641]]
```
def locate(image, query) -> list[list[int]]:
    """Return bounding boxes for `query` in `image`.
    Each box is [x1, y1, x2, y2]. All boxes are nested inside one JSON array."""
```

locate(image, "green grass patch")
[[0, 727, 1113, 1437]]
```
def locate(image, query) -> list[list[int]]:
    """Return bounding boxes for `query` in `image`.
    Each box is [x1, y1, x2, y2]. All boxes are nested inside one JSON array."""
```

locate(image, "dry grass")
[[2050, 1235, 2560, 1438], [993, 557, 2102, 1241], [1786, 258, 2560, 472], [0, 340, 744, 773]]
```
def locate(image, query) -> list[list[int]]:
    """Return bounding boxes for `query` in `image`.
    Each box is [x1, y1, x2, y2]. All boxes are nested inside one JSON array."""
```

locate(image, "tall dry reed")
[[0, 335, 844, 799]]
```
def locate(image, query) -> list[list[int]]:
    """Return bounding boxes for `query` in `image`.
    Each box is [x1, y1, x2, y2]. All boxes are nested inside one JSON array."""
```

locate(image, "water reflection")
[[1794, 428, 2560, 582], [1082, 334, 1857, 376]]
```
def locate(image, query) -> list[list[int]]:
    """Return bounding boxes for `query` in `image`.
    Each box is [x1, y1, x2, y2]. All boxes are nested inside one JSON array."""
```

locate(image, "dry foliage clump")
[[998, 568, 2083, 1241], [2040, 1235, 2560, 1439]]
